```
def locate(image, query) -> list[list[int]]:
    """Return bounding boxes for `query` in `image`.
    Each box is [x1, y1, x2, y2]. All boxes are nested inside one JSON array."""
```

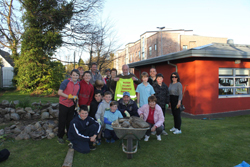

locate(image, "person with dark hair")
[[89, 90, 102, 119], [148, 67, 157, 86], [104, 101, 123, 143], [118, 92, 139, 117], [138, 96, 164, 141], [168, 72, 182, 134], [106, 68, 117, 97], [78, 71, 94, 111], [57, 69, 80, 144], [68, 105, 101, 153], [89, 62, 102, 85], [104, 68, 111, 84], [153, 73, 170, 135]]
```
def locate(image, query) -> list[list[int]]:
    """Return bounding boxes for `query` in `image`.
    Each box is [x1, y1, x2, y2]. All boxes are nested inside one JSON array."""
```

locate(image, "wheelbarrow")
[[112, 126, 149, 159]]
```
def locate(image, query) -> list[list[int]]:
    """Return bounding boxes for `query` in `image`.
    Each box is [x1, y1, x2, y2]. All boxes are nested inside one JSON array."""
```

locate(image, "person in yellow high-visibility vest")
[[110, 64, 141, 101]]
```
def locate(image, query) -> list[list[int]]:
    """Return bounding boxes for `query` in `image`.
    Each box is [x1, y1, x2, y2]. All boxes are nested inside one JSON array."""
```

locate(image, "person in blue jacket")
[[68, 105, 101, 154], [118, 92, 139, 117]]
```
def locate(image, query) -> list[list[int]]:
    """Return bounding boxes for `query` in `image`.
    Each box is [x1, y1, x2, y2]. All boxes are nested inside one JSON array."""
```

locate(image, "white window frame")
[[219, 68, 250, 98], [149, 46, 152, 56]]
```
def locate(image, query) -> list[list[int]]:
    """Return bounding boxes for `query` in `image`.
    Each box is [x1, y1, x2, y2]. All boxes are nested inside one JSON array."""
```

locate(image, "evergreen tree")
[[16, 0, 73, 93]]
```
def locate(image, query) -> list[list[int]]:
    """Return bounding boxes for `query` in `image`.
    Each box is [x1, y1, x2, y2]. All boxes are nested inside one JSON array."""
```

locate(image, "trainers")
[[96, 139, 101, 145], [144, 135, 150, 141], [106, 139, 111, 143], [110, 138, 115, 143], [170, 127, 176, 132], [162, 130, 168, 135], [151, 131, 156, 135], [173, 129, 182, 134], [68, 142, 73, 149], [156, 135, 161, 141], [89, 145, 96, 150], [57, 137, 65, 144]]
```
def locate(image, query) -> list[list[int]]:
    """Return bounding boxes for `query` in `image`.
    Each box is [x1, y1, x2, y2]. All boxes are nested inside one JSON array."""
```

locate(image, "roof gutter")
[[168, 61, 177, 72]]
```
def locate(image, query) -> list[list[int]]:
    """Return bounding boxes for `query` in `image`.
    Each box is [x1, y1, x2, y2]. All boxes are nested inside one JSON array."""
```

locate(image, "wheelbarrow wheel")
[[127, 138, 133, 159]]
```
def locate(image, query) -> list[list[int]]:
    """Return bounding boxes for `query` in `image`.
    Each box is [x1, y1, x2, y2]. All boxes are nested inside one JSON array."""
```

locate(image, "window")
[[219, 68, 250, 98], [149, 47, 152, 56], [138, 51, 141, 59], [183, 45, 188, 50], [155, 44, 157, 50], [142, 37, 145, 60]]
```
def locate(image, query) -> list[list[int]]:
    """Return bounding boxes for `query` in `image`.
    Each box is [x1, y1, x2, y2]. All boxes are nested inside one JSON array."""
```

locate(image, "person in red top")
[[78, 71, 94, 109], [138, 95, 164, 141]]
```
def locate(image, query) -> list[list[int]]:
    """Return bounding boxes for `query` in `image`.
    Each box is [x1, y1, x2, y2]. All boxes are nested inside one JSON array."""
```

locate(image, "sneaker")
[[96, 139, 101, 145], [151, 131, 156, 135], [106, 139, 111, 143], [110, 138, 115, 143], [170, 127, 176, 132], [68, 142, 73, 149], [89, 145, 96, 150], [144, 135, 150, 142], [173, 129, 182, 134], [162, 130, 168, 135], [57, 137, 65, 144], [156, 135, 161, 141]]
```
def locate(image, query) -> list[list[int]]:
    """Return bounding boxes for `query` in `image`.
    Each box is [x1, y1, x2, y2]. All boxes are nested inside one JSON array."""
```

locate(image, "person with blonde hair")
[[94, 79, 109, 96]]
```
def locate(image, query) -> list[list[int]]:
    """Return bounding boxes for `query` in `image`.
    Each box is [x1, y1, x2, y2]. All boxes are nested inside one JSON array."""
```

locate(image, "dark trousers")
[[146, 123, 163, 136], [57, 104, 75, 138], [71, 124, 98, 154], [160, 106, 166, 130], [104, 129, 118, 140], [170, 95, 182, 130]]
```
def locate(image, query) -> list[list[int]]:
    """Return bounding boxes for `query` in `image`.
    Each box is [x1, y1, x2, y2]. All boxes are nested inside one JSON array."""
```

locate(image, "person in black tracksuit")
[[68, 105, 101, 154], [89, 90, 102, 119], [153, 73, 170, 133]]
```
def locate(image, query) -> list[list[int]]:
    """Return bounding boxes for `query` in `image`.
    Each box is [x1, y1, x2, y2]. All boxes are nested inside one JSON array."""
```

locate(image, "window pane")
[[219, 78, 234, 87], [235, 69, 250, 76], [219, 88, 233, 95], [219, 69, 233, 76], [235, 78, 250, 86], [236, 88, 250, 95]]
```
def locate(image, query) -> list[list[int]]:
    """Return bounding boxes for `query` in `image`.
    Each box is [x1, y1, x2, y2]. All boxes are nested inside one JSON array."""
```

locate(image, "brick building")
[[114, 29, 227, 73]]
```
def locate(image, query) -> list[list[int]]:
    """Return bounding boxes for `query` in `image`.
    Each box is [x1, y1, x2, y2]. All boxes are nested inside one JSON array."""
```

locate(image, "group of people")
[[57, 63, 183, 154]]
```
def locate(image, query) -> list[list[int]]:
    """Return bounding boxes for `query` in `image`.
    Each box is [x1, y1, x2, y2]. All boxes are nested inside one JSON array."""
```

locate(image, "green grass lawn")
[[0, 91, 249, 167]]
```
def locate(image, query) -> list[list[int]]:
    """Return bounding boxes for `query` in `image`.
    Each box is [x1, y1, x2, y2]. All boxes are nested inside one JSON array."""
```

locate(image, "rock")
[[24, 126, 32, 134], [34, 122, 42, 129], [0, 118, 3, 123], [47, 120, 57, 129], [10, 124, 16, 129], [0, 129, 4, 136], [24, 113, 31, 120], [41, 108, 48, 113], [49, 109, 59, 118], [4, 114, 10, 121], [10, 113, 20, 121], [31, 102, 39, 106], [32, 113, 41, 119], [47, 132, 55, 139], [41, 112, 49, 120], [6, 108, 15, 113], [13, 100, 19, 106], [53, 127, 58, 133], [4, 127, 11, 134], [30, 130, 45, 140], [33, 109, 40, 114], [23, 133, 30, 140], [0, 108, 8, 115], [2, 100, 9, 106], [16, 108, 26, 114], [15, 134, 25, 140], [25, 107, 35, 115], [13, 128, 21, 134], [51, 103, 59, 109], [49, 115, 53, 118]]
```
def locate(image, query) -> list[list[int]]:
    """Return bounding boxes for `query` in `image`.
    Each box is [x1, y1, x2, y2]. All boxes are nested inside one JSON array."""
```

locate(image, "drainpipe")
[[168, 61, 177, 72]]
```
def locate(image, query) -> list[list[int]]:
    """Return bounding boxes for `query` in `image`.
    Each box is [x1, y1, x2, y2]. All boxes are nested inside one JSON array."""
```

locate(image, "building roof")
[[128, 43, 250, 68], [0, 49, 14, 67]]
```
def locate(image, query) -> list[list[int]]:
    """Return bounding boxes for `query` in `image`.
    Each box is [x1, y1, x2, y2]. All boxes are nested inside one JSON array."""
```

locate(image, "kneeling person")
[[104, 101, 123, 143], [68, 105, 101, 154]]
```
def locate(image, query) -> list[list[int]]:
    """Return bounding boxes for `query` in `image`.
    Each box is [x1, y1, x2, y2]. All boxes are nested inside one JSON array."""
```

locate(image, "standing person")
[[153, 73, 170, 135], [68, 105, 101, 153], [169, 72, 183, 134], [89, 62, 102, 85], [78, 71, 94, 109], [57, 69, 80, 144], [138, 96, 164, 141], [104, 68, 111, 84], [77, 66, 84, 81], [148, 67, 157, 86], [136, 72, 155, 107], [106, 68, 117, 97]]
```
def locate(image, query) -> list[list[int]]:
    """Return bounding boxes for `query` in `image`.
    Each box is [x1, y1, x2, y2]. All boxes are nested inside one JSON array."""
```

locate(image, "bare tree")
[[0, 0, 23, 59]]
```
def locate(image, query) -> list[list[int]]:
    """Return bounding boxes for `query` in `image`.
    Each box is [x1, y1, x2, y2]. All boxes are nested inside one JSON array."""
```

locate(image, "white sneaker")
[[173, 129, 182, 134], [156, 135, 161, 141], [162, 130, 168, 135], [144, 135, 150, 141], [151, 131, 156, 135], [170, 127, 176, 132]]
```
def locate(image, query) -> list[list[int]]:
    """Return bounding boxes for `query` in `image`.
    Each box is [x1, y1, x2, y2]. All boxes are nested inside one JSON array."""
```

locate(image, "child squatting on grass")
[[103, 101, 123, 143], [68, 105, 101, 153], [57, 69, 80, 144]]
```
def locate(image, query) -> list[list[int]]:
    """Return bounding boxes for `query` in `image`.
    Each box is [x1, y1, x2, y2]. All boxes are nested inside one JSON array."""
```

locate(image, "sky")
[[101, 0, 250, 47]]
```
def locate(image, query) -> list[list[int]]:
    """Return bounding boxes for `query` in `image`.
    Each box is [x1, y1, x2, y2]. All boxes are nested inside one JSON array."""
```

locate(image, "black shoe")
[[89, 145, 96, 150]]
